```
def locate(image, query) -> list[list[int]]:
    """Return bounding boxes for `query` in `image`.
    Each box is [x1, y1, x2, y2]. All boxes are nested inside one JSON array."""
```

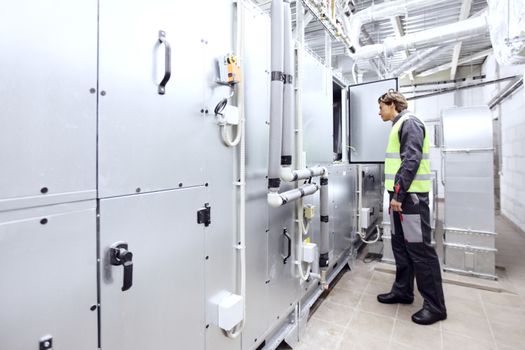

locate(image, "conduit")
[[346, 0, 451, 50], [351, 12, 489, 60], [282, 0, 294, 170]]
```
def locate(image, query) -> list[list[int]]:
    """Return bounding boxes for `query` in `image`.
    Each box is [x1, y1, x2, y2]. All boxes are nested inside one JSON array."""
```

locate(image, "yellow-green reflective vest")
[[384, 114, 431, 193]]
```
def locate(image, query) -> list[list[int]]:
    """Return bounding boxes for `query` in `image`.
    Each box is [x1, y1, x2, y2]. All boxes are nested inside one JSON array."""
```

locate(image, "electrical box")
[[302, 242, 317, 263], [303, 204, 315, 220], [361, 208, 371, 229], [217, 293, 243, 331], [216, 54, 241, 85]]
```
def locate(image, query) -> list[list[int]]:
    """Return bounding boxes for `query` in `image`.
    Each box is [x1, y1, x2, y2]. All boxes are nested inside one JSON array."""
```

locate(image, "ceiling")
[[251, 0, 492, 83]]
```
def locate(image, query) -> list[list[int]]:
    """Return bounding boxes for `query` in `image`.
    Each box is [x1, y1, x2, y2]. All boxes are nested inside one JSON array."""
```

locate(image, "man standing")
[[377, 90, 447, 325]]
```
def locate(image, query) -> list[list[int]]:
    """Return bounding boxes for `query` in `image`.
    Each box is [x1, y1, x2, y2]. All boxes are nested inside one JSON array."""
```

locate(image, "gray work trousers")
[[389, 192, 447, 315]]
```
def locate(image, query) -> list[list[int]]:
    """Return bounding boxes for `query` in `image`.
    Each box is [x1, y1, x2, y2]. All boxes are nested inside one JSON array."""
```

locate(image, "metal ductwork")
[[352, 12, 489, 61], [346, 0, 451, 50], [387, 46, 443, 78]]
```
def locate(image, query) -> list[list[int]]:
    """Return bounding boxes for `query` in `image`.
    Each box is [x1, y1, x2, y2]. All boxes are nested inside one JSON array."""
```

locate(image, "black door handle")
[[158, 30, 171, 95], [110, 242, 134, 291], [282, 228, 291, 264]]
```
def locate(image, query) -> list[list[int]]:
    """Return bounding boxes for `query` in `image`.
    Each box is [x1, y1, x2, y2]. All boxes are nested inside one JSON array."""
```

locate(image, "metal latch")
[[40, 335, 53, 350], [197, 203, 211, 227]]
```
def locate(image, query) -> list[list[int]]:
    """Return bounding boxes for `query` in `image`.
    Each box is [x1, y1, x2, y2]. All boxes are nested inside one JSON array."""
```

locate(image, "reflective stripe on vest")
[[384, 114, 431, 193]]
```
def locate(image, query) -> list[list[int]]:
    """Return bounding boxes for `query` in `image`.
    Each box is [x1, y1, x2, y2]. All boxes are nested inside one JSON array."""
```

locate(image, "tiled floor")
[[291, 214, 525, 350]]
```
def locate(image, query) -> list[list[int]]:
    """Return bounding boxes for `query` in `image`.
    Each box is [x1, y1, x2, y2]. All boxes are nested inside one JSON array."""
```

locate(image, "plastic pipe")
[[281, 166, 326, 182], [268, 184, 319, 208], [268, 0, 285, 191], [281, 0, 294, 169]]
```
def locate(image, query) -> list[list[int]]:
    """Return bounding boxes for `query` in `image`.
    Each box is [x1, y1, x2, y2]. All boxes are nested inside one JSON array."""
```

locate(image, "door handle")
[[110, 242, 134, 291], [282, 228, 291, 264], [158, 30, 171, 95]]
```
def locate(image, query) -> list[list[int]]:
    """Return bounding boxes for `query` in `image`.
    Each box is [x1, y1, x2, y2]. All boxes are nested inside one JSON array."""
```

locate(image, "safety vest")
[[384, 114, 431, 193]]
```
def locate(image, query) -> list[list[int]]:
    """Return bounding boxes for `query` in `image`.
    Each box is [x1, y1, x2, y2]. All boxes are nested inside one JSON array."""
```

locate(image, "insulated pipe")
[[268, 0, 285, 191], [268, 184, 319, 208], [281, 166, 326, 182], [347, 0, 451, 49], [352, 13, 489, 60], [281, 0, 294, 168], [319, 176, 330, 268], [387, 46, 443, 78]]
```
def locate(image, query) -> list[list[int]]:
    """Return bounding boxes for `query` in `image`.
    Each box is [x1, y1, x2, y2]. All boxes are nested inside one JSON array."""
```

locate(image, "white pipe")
[[347, 0, 451, 49], [387, 46, 443, 78], [352, 12, 489, 60], [226, 0, 246, 339], [268, 183, 320, 208], [281, 166, 326, 182], [268, 0, 285, 191], [282, 1, 294, 169]]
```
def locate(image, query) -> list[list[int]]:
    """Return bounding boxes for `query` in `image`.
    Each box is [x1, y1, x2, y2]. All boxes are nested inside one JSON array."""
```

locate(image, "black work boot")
[[377, 292, 413, 304], [411, 308, 447, 325]]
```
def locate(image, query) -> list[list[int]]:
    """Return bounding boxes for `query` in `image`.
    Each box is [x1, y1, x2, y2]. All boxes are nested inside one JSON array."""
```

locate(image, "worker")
[[376, 90, 447, 325]]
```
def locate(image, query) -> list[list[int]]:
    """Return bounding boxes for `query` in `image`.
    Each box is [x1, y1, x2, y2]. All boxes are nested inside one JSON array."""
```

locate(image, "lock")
[[110, 242, 134, 291]]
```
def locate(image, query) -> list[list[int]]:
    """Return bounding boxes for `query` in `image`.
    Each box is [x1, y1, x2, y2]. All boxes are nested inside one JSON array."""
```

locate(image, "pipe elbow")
[[280, 167, 295, 182], [267, 192, 283, 208]]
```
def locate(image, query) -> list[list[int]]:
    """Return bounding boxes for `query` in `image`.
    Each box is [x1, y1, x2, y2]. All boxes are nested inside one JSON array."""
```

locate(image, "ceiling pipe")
[[387, 46, 443, 78], [351, 12, 489, 60], [345, 0, 451, 50]]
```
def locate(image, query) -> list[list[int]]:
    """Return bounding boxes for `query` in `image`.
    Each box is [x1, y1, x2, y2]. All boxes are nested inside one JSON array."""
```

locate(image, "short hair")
[[378, 90, 408, 113]]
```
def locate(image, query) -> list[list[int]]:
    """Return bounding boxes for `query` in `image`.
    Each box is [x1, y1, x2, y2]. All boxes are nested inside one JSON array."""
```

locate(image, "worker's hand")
[[390, 199, 403, 212]]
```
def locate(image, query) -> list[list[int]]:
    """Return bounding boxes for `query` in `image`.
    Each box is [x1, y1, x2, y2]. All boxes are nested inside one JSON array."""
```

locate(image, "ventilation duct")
[[488, 0, 525, 65]]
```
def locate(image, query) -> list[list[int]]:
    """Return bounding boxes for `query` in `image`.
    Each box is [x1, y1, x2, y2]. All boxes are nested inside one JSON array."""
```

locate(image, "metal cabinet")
[[0, 201, 97, 350], [0, 0, 97, 211], [99, 187, 207, 350], [98, 0, 211, 197]]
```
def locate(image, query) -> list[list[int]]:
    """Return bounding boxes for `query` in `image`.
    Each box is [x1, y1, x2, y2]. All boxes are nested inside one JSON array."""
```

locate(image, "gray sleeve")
[[394, 117, 425, 203]]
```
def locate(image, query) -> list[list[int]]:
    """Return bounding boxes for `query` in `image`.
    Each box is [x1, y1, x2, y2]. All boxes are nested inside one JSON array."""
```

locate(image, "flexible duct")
[[347, 0, 451, 49], [387, 46, 443, 78], [352, 13, 489, 60], [268, 0, 284, 191], [282, 1, 294, 169]]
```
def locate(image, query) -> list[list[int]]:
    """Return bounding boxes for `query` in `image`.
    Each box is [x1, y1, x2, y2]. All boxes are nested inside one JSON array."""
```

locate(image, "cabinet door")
[[98, 0, 209, 197], [0, 0, 97, 211], [99, 188, 207, 350], [0, 201, 97, 350], [348, 78, 397, 163]]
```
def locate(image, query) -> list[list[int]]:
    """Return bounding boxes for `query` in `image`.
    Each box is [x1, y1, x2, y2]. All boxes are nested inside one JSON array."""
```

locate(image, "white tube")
[[281, 166, 327, 182], [387, 46, 443, 78], [281, 1, 294, 168], [226, 0, 246, 339], [352, 13, 489, 60], [267, 184, 320, 208], [268, 0, 285, 191], [347, 0, 451, 49]]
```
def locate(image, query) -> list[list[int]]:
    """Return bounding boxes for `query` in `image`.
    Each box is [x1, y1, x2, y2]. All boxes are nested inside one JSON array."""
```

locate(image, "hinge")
[[197, 203, 211, 227]]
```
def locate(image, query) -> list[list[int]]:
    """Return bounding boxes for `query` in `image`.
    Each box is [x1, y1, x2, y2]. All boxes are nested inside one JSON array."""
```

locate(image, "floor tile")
[[300, 317, 345, 350], [312, 300, 355, 327], [338, 328, 391, 350], [480, 290, 525, 309], [347, 310, 395, 340], [328, 285, 364, 308], [491, 320, 525, 349], [357, 292, 398, 318], [391, 320, 441, 350], [441, 310, 494, 343], [442, 331, 497, 350]]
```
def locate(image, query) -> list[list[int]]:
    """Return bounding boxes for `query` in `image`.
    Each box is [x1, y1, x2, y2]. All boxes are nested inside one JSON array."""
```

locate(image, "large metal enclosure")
[[1, 1, 386, 349], [442, 106, 497, 278]]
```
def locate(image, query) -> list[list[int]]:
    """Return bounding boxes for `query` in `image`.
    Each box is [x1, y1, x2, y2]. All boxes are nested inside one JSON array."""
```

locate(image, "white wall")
[[482, 55, 525, 231]]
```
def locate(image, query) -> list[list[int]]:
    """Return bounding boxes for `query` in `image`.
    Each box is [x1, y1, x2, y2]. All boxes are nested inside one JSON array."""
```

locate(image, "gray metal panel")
[[330, 164, 356, 260], [349, 79, 397, 163], [242, 5, 272, 349], [267, 185, 299, 325], [442, 106, 493, 149], [0, 0, 97, 211], [0, 201, 97, 350], [361, 164, 383, 225], [302, 49, 333, 164], [98, 0, 209, 197], [99, 188, 206, 350]]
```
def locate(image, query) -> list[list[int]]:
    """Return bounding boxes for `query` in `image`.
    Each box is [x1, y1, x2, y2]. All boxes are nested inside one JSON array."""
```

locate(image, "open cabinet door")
[[348, 78, 398, 163]]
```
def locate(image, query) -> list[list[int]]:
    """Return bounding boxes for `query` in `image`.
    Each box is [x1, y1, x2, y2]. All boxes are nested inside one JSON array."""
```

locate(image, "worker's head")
[[378, 90, 408, 121]]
